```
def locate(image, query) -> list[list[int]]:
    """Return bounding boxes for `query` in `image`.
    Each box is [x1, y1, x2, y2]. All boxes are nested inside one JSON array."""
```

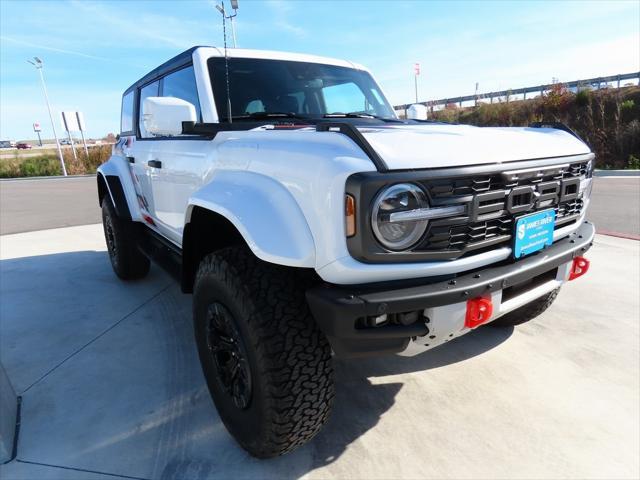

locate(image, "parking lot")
[[0, 176, 638, 479]]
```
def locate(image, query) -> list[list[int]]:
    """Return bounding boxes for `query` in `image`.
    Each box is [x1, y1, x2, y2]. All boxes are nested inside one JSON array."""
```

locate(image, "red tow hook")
[[465, 297, 493, 329], [568, 256, 590, 281]]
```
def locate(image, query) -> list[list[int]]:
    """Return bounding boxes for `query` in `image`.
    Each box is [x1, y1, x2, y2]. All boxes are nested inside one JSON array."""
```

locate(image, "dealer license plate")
[[513, 209, 556, 258]]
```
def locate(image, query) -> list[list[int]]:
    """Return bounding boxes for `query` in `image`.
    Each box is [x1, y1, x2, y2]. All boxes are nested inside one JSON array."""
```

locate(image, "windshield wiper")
[[231, 112, 312, 121], [323, 112, 403, 123]]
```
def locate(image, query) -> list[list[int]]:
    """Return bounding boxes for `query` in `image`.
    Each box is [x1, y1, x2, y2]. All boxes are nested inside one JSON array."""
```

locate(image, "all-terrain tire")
[[193, 246, 334, 458], [101, 198, 150, 280], [490, 288, 560, 327]]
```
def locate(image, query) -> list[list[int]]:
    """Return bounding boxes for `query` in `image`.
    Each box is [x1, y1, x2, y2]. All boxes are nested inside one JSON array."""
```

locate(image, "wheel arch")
[[181, 171, 317, 292], [96, 155, 141, 222], [181, 207, 246, 292]]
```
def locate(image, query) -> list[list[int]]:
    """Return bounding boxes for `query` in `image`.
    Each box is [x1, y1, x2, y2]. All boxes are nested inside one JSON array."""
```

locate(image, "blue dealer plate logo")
[[513, 209, 556, 258]]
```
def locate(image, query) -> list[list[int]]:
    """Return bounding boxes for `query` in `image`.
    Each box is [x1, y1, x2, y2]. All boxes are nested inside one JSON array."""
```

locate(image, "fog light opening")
[[373, 313, 388, 326], [360, 311, 426, 329]]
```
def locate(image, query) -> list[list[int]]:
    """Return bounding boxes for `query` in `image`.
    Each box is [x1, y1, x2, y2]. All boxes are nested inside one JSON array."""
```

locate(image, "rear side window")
[[162, 66, 201, 122], [121, 91, 134, 134], [138, 80, 159, 138]]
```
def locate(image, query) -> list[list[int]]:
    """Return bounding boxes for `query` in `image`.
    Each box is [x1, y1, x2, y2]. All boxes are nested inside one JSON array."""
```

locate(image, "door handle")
[[148, 160, 162, 168]]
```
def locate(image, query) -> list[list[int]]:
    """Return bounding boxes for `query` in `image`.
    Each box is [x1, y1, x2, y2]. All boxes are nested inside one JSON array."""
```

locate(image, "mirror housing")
[[407, 104, 428, 121], [142, 97, 197, 136]]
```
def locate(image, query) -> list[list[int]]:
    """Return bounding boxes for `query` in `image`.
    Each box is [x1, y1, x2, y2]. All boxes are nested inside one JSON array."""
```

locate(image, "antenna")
[[218, 1, 233, 123]]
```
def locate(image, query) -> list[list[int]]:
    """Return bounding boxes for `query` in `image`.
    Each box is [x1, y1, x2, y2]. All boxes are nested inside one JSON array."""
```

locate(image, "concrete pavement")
[[0, 224, 638, 479]]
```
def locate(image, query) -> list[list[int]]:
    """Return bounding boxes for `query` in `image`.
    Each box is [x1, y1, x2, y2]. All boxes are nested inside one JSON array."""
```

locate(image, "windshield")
[[208, 57, 396, 121]]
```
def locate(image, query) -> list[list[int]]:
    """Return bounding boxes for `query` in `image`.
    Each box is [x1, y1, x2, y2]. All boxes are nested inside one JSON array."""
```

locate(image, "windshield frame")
[[207, 56, 397, 123]]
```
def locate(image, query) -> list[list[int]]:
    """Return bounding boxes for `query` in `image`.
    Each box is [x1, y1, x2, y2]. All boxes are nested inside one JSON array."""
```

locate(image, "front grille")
[[414, 161, 588, 254], [426, 217, 513, 251]]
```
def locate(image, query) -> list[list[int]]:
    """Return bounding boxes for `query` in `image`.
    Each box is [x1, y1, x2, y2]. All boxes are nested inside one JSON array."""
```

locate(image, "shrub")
[[0, 144, 112, 178], [621, 99, 635, 110], [429, 85, 640, 169], [20, 156, 62, 176], [575, 89, 591, 107], [0, 158, 22, 178]]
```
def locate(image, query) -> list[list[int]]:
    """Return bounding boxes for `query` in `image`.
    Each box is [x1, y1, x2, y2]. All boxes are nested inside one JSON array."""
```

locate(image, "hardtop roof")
[[123, 46, 365, 96]]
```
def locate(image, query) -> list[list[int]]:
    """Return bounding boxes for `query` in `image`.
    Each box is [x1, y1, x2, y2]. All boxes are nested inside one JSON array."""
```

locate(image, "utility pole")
[[28, 57, 67, 176]]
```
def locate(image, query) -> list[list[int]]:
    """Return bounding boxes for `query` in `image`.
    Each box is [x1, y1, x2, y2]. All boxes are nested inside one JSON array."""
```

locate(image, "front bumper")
[[306, 221, 595, 358]]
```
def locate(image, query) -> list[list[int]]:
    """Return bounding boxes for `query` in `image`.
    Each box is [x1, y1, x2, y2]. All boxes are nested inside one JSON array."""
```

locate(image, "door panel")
[[127, 80, 161, 224], [126, 139, 156, 223], [147, 140, 210, 244]]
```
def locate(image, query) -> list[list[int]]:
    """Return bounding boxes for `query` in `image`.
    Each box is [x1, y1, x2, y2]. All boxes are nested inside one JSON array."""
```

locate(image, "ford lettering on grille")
[[470, 177, 580, 222]]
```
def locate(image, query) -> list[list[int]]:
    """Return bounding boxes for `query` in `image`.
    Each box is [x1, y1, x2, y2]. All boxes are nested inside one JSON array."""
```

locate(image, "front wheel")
[[193, 247, 334, 458], [490, 288, 560, 327]]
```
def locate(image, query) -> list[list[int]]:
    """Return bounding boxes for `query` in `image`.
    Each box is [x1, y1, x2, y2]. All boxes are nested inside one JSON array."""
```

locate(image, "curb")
[[597, 230, 640, 241], [594, 169, 640, 177]]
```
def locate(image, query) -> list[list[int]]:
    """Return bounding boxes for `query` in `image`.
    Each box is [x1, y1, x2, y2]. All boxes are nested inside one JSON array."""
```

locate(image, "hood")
[[357, 124, 591, 170]]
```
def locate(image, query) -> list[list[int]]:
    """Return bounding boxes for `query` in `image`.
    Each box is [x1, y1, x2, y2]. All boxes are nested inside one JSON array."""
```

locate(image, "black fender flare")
[[97, 173, 132, 221]]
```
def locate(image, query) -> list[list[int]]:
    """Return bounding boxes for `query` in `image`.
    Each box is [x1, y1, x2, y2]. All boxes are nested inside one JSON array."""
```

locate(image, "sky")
[[1, 0, 639, 140]]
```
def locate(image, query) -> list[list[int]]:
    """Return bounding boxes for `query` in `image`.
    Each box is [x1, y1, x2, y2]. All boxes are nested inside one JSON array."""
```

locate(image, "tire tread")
[[194, 247, 334, 458]]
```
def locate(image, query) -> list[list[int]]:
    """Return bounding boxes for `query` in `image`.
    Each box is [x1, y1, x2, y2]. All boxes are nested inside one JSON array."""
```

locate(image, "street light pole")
[[413, 62, 420, 104], [28, 57, 67, 176], [229, 14, 237, 47], [216, 1, 239, 48]]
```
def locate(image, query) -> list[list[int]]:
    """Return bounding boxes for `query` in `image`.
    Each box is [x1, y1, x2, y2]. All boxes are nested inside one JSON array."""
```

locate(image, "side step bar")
[[136, 225, 183, 283]]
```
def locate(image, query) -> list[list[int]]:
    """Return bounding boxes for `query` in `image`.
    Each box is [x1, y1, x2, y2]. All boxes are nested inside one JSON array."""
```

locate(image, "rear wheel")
[[101, 198, 150, 280], [193, 246, 334, 458], [490, 288, 560, 327]]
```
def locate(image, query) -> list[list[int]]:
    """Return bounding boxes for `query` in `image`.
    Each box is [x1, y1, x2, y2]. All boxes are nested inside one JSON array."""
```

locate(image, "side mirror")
[[407, 104, 428, 121], [142, 97, 197, 136]]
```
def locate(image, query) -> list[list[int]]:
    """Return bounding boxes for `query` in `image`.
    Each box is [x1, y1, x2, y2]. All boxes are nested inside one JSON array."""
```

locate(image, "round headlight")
[[371, 183, 429, 251]]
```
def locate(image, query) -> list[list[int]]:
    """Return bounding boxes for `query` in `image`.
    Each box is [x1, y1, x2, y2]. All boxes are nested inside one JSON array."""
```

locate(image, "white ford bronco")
[[98, 46, 595, 457]]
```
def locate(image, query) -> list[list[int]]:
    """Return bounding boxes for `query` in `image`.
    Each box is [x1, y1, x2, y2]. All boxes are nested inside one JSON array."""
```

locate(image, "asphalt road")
[[0, 175, 638, 237], [589, 176, 640, 238], [0, 176, 101, 235]]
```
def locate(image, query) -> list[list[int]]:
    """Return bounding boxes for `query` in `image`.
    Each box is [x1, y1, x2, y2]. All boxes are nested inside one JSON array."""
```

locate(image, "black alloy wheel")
[[206, 302, 252, 410]]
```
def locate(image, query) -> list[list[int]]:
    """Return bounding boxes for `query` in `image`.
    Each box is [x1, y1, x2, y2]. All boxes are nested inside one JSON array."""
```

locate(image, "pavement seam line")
[[15, 459, 150, 480], [20, 283, 173, 394]]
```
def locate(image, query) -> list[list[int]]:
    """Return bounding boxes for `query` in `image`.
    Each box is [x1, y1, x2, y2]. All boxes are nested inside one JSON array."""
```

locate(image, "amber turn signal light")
[[345, 194, 356, 237]]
